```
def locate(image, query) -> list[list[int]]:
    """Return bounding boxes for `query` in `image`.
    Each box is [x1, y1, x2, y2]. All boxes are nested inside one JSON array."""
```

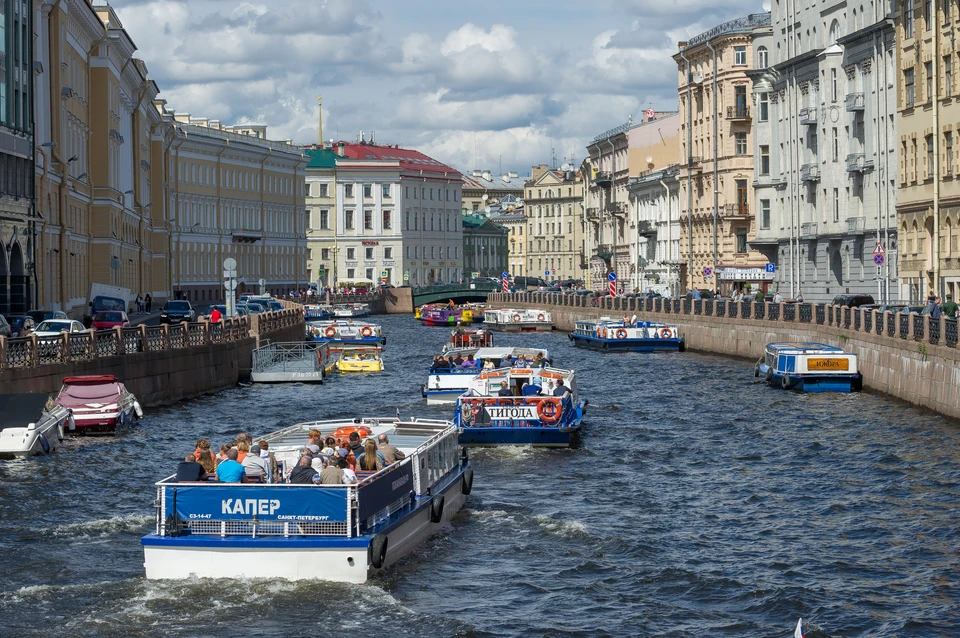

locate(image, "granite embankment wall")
[[487, 294, 960, 420]]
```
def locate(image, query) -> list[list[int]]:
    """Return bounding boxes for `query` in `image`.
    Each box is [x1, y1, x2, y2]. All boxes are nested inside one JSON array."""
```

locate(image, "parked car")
[[159, 300, 195, 325], [208, 304, 247, 318], [26, 309, 68, 323], [0, 315, 11, 338], [91, 311, 130, 330], [684, 289, 716, 301], [32, 319, 86, 337], [267, 301, 284, 311], [512, 276, 549, 290], [245, 302, 266, 314], [831, 294, 876, 307], [8, 316, 37, 337]]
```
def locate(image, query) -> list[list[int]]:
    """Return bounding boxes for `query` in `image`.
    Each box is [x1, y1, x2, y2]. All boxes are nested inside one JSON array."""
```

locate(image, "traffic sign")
[[224, 280, 238, 291], [223, 258, 237, 270], [765, 263, 776, 273], [608, 272, 617, 281], [544, 270, 550, 277], [873, 241, 885, 255], [874, 254, 885, 266], [403, 272, 410, 282], [223, 270, 236, 279], [502, 272, 509, 279], [380, 270, 388, 278], [703, 267, 713, 277], [319, 268, 326, 276]]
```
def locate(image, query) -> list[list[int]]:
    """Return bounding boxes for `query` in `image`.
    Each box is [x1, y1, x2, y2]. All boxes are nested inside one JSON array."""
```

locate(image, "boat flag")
[[794, 618, 803, 638]]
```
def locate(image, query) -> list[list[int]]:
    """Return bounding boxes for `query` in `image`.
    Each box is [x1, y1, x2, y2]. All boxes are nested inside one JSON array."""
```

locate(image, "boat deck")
[[251, 342, 332, 383]]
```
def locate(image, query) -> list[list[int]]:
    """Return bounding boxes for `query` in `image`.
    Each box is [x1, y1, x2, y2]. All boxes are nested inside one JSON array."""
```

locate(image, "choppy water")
[[1, 315, 958, 637]]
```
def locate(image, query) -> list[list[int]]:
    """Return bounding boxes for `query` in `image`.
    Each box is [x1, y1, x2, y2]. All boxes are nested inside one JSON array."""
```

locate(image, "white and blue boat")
[[306, 320, 385, 349], [569, 318, 685, 352], [422, 347, 552, 405], [755, 342, 862, 392], [304, 304, 334, 321], [141, 417, 471, 584], [334, 303, 371, 318], [453, 367, 586, 447]]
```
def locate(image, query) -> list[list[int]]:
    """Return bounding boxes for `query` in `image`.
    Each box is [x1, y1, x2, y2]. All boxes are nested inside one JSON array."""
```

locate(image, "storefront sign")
[[716, 267, 775, 281]]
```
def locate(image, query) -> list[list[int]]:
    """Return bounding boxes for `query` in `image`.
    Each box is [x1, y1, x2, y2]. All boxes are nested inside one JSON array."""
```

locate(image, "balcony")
[[596, 244, 614, 262], [800, 222, 818, 239], [594, 171, 613, 187], [724, 203, 750, 217], [845, 152, 874, 172], [586, 207, 600, 221], [727, 105, 751, 120], [685, 156, 703, 171], [799, 108, 817, 125], [605, 201, 627, 216], [847, 216, 866, 235], [636, 220, 656, 236], [800, 163, 820, 181], [845, 92, 865, 111]]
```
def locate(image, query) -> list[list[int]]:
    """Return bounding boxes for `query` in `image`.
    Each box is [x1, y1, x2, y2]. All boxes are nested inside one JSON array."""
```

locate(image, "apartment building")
[[524, 164, 586, 283], [752, 0, 898, 302], [461, 213, 508, 278], [674, 13, 772, 294], [462, 169, 526, 213], [491, 207, 526, 278], [896, 0, 960, 300], [304, 146, 338, 287]]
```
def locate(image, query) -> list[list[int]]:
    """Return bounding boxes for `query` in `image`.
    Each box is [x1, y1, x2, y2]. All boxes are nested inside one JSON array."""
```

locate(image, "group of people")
[[174, 429, 406, 486], [922, 295, 959, 320], [430, 351, 548, 372], [133, 293, 153, 315]]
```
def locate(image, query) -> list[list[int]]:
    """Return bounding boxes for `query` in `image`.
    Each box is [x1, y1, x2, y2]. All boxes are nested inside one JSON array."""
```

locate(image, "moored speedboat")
[[54, 375, 142, 434], [484, 308, 553, 332], [0, 393, 73, 458], [755, 342, 862, 392], [334, 303, 370, 318], [569, 318, 685, 352], [453, 366, 585, 447], [422, 346, 552, 405], [306, 320, 385, 350], [141, 417, 472, 584], [336, 347, 384, 373]]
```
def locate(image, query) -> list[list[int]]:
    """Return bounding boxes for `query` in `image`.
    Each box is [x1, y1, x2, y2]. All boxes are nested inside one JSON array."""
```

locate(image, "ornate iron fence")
[[69, 333, 94, 359]]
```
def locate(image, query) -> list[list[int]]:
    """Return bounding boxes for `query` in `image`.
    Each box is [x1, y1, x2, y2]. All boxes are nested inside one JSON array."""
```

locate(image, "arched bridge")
[[413, 282, 499, 307]]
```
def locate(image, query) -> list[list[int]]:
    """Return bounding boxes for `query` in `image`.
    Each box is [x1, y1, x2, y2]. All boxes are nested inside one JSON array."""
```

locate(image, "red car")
[[91, 310, 130, 330]]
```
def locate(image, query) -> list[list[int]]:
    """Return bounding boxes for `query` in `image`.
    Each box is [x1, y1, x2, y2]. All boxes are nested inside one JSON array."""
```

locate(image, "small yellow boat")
[[336, 348, 384, 373]]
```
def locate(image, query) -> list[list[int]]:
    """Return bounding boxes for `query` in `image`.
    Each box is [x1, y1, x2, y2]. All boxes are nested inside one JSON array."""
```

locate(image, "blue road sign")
[[873, 254, 885, 266], [608, 272, 617, 281], [501, 272, 509, 279], [765, 263, 776, 273], [703, 267, 713, 277], [544, 270, 550, 277]]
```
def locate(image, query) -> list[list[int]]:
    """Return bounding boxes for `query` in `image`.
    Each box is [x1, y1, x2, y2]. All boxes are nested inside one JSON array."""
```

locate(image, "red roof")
[[339, 143, 460, 177]]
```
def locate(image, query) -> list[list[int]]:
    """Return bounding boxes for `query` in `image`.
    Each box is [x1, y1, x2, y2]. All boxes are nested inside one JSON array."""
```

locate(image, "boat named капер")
[[569, 318, 685, 352], [755, 342, 862, 392], [141, 417, 471, 584], [454, 366, 586, 447], [0, 393, 73, 458]]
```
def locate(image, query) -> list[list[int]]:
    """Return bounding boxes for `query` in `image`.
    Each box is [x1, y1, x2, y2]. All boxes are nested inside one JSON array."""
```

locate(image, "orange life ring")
[[537, 398, 562, 424], [332, 425, 372, 440], [659, 327, 673, 339], [599, 327, 608, 339], [361, 325, 374, 337], [537, 313, 545, 322], [615, 328, 627, 339], [512, 313, 521, 322], [324, 326, 337, 338]]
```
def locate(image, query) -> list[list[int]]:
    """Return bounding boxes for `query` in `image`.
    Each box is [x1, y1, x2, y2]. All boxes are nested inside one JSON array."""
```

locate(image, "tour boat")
[[422, 346, 552, 405], [419, 305, 474, 326], [483, 308, 553, 332], [453, 366, 585, 447], [334, 303, 371, 318], [304, 304, 334, 321], [306, 320, 385, 350], [141, 417, 472, 584], [53, 375, 143, 434], [0, 393, 73, 458], [755, 342, 863, 392], [569, 318, 685, 352], [444, 327, 494, 351], [466, 303, 486, 322], [336, 347, 384, 373]]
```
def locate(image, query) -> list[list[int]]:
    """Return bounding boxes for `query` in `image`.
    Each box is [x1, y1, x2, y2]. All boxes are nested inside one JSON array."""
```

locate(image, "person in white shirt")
[[773, 291, 783, 303], [242, 445, 268, 481]]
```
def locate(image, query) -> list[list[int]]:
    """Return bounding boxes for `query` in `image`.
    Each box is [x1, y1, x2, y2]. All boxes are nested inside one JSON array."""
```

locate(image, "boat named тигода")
[[141, 417, 471, 584]]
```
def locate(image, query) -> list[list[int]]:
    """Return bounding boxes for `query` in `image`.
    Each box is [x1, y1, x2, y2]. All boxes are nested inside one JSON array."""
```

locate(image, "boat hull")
[[459, 426, 580, 448], [142, 466, 468, 584], [569, 334, 685, 352], [757, 364, 862, 393], [70, 407, 136, 434], [485, 322, 553, 332], [0, 419, 66, 458], [423, 389, 467, 405]]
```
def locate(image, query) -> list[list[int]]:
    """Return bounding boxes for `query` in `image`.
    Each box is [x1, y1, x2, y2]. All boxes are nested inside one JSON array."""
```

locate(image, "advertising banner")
[[165, 485, 349, 523], [357, 463, 415, 521]]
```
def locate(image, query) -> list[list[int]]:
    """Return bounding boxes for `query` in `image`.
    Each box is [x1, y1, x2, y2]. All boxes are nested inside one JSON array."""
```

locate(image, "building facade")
[[627, 166, 682, 295], [752, 1, 898, 302], [584, 123, 634, 289], [524, 165, 586, 283], [491, 207, 526, 278], [675, 13, 772, 294], [461, 170, 526, 213], [461, 213, 508, 278], [895, 0, 960, 301], [303, 146, 338, 288], [0, 0, 34, 315]]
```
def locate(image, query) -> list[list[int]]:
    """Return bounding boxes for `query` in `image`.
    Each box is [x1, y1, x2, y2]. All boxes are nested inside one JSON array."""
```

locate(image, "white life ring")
[[512, 313, 521, 322], [537, 313, 545, 322], [659, 327, 673, 339]]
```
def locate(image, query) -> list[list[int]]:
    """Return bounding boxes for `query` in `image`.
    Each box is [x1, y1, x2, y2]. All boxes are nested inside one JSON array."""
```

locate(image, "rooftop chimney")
[[337, 141, 345, 157]]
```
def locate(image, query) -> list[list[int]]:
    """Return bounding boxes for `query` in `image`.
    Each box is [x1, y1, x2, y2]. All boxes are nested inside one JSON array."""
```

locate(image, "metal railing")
[[487, 292, 960, 351], [252, 342, 330, 374]]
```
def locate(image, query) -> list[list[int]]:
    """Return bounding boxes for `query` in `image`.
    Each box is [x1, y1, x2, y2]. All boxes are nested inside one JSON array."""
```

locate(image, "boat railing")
[[253, 341, 329, 373]]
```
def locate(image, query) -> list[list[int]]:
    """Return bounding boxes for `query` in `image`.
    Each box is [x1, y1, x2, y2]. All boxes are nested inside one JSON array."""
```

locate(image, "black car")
[[8, 315, 37, 337], [26, 309, 68, 323], [159, 300, 196, 324], [832, 294, 875, 307]]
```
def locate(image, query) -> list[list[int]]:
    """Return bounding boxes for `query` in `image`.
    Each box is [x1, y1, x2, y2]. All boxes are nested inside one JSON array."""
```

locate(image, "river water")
[[0, 315, 958, 637]]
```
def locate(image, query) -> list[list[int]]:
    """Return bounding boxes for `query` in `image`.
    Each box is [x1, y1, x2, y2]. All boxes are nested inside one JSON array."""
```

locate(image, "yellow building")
[[674, 14, 772, 293], [490, 208, 526, 278], [525, 165, 586, 283], [895, 0, 960, 300]]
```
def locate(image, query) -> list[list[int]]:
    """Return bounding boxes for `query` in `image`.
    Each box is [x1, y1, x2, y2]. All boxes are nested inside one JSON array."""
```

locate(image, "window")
[[321, 248, 330, 260], [759, 93, 769, 121], [833, 188, 840, 222], [319, 209, 329, 229], [760, 145, 770, 175], [947, 131, 955, 174], [345, 184, 354, 198], [384, 247, 393, 259], [735, 85, 747, 115], [319, 183, 328, 197], [363, 184, 372, 198], [735, 132, 748, 155], [345, 210, 354, 229], [925, 0, 933, 27], [946, 55, 953, 97], [927, 134, 935, 178], [346, 268, 355, 279], [905, 4, 914, 38], [362, 210, 372, 230], [365, 247, 374, 260], [734, 46, 747, 66], [832, 127, 839, 161], [736, 228, 748, 253], [761, 199, 771, 229], [757, 46, 768, 68], [365, 268, 374, 281], [346, 247, 356, 260], [831, 68, 838, 102], [383, 210, 392, 229], [926, 61, 933, 101], [905, 68, 915, 107]]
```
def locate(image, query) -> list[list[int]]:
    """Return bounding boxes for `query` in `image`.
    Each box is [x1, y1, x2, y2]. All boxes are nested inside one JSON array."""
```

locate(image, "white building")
[[627, 166, 682, 295]]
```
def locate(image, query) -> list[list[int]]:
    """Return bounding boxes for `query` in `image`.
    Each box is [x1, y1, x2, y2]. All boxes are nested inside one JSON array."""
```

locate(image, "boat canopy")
[[0, 394, 52, 431], [472, 347, 550, 360], [766, 342, 845, 355]]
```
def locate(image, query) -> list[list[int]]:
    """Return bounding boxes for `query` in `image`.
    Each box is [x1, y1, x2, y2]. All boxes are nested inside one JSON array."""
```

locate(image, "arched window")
[[757, 46, 768, 69], [830, 19, 842, 43]]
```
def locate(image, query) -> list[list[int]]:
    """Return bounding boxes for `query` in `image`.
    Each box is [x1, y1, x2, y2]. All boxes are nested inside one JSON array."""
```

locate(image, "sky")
[[111, 0, 759, 175]]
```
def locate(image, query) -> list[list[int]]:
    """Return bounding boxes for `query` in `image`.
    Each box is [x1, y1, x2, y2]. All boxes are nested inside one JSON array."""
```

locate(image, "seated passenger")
[[305, 429, 322, 455], [242, 444, 268, 481], [500, 355, 513, 368], [196, 449, 217, 475], [176, 452, 207, 482], [357, 439, 385, 471], [482, 359, 496, 370], [461, 354, 479, 368], [215, 448, 246, 483], [452, 353, 465, 366], [552, 379, 571, 397], [320, 456, 343, 484], [289, 455, 320, 484], [435, 356, 453, 370], [335, 453, 358, 484], [533, 353, 546, 368], [258, 439, 280, 483], [497, 385, 514, 397], [376, 434, 406, 464], [236, 440, 250, 464]]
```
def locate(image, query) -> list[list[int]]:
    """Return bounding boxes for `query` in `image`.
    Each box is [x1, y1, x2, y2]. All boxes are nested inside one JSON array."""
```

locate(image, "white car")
[[32, 320, 87, 337]]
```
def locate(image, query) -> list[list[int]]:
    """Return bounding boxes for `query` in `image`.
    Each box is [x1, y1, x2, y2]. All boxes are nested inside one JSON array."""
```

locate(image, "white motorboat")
[[334, 303, 371, 318], [484, 308, 553, 332], [0, 393, 73, 459]]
